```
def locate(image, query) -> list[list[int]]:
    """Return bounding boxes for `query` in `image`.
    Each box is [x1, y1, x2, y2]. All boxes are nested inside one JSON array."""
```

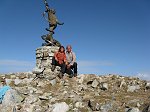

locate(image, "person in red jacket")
[[51, 46, 67, 78]]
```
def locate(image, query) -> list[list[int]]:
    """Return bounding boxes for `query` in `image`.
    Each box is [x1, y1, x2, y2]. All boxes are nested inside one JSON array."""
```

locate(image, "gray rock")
[[33, 105, 48, 112], [35, 46, 59, 69], [5, 79, 13, 86], [14, 78, 22, 85], [75, 102, 83, 108], [0, 82, 3, 88], [45, 74, 56, 80], [39, 92, 52, 100], [100, 103, 112, 112], [88, 99, 100, 111], [127, 85, 140, 92], [125, 107, 140, 112], [32, 67, 44, 74], [0, 106, 15, 112], [37, 81, 47, 87], [22, 104, 34, 112], [35, 89, 44, 94], [91, 79, 99, 88], [25, 95, 38, 104], [146, 82, 150, 89], [52, 102, 69, 112], [78, 85, 87, 92], [120, 79, 126, 88], [10, 75, 16, 79], [23, 78, 33, 85], [39, 95, 49, 100], [77, 74, 85, 84], [50, 79, 57, 86], [56, 66, 61, 71], [28, 87, 37, 94], [142, 103, 150, 112], [127, 99, 140, 107], [100, 82, 108, 90], [2, 89, 24, 106]]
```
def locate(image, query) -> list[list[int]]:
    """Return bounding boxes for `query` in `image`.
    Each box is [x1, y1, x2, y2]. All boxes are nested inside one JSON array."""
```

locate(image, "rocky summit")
[[0, 72, 150, 112], [0, 46, 149, 112]]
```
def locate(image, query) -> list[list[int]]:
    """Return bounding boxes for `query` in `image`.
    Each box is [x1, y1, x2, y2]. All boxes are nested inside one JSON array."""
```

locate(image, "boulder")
[[52, 102, 69, 112], [127, 85, 140, 92], [14, 78, 22, 85], [2, 89, 24, 105], [146, 82, 150, 90], [75, 102, 83, 108], [24, 95, 38, 104], [142, 103, 150, 112], [88, 99, 100, 111], [1, 89, 24, 112], [125, 107, 140, 112], [120, 79, 126, 88], [100, 103, 112, 112], [32, 67, 44, 74], [91, 79, 99, 88], [5, 79, 13, 86], [100, 82, 108, 90], [50, 79, 57, 86]]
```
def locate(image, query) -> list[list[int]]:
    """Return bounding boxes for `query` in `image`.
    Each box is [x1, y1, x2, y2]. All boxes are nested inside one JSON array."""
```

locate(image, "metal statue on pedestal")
[[41, 0, 64, 46]]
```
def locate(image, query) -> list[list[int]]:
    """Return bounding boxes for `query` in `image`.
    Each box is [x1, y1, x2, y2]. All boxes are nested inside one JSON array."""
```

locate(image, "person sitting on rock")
[[65, 45, 78, 78], [51, 46, 67, 78]]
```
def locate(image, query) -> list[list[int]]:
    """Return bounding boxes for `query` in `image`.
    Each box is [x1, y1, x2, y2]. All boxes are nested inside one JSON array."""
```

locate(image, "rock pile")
[[33, 46, 61, 80], [36, 46, 59, 69], [0, 73, 150, 112]]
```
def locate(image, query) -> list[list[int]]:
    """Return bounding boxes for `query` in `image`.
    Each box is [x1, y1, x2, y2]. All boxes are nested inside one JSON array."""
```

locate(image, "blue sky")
[[0, 0, 150, 79]]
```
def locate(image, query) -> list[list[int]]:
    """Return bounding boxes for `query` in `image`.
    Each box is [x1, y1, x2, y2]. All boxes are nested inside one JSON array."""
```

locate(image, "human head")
[[59, 46, 65, 53], [0, 78, 6, 86], [66, 45, 72, 53], [50, 9, 56, 14]]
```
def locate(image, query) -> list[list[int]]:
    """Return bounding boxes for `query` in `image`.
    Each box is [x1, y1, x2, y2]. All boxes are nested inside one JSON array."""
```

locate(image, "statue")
[[41, 0, 63, 46]]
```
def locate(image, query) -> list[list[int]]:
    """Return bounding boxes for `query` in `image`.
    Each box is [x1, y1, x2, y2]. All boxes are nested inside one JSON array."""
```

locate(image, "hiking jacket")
[[66, 51, 76, 65], [54, 52, 66, 64]]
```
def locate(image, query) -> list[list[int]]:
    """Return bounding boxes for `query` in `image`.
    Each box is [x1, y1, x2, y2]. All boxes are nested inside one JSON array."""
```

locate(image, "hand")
[[67, 64, 71, 69], [55, 58, 58, 61], [65, 62, 68, 65]]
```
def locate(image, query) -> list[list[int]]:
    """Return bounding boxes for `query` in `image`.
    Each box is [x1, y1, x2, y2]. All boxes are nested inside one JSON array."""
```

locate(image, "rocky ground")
[[0, 72, 150, 112]]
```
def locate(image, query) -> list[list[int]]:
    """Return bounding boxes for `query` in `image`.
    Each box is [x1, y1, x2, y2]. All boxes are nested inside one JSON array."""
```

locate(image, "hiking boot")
[[69, 74, 73, 78], [51, 65, 56, 71], [46, 28, 50, 31], [74, 73, 77, 77], [58, 72, 63, 79]]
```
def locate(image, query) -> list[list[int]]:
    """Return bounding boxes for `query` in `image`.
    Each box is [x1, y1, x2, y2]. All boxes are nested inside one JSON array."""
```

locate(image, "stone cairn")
[[33, 0, 64, 79], [33, 46, 60, 79], [36, 46, 58, 68]]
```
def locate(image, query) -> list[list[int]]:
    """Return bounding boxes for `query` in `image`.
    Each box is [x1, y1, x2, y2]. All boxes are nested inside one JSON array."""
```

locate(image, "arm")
[[69, 52, 76, 66], [54, 52, 58, 61], [64, 53, 68, 65], [56, 19, 64, 25]]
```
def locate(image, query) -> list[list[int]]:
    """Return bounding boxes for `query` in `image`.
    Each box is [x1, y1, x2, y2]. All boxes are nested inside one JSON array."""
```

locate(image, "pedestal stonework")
[[36, 46, 59, 69], [34, 46, 61, 79]]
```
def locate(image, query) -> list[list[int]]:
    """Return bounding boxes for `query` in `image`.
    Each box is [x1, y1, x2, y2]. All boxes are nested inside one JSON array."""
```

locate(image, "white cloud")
[[78, 60, 114, 67], [77, 60, 114, 74], [0, 59, 34, 66], [0, 59, 35, 73], [135, 73, 150, 81], [0, 59, 114, 74]]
